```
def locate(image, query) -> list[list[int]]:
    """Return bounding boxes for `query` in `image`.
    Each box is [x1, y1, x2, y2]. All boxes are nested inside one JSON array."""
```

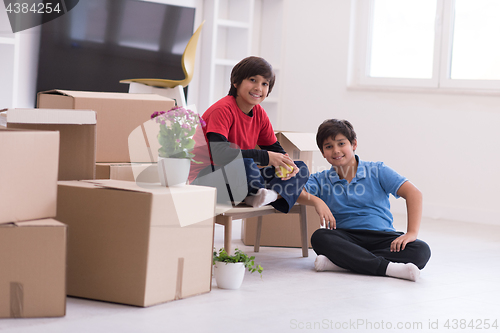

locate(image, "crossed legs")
[[311, 228, 431, 281]]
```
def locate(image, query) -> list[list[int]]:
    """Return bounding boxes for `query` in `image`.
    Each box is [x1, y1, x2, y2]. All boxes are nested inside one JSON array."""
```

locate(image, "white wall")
[[277, 0, 500, 225]]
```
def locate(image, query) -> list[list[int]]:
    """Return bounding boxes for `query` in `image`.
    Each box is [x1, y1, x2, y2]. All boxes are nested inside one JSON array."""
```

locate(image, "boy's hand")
[[390, 232, 417, 252], [297, 189, 335, 229], [268, 152, 299, 180], [315, 200, 336, 229]]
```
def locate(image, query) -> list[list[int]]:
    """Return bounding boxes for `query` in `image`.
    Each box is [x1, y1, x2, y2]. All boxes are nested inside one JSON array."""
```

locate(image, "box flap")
[[38, 89, 174, 102], [81, 179, 213, 196], [277, 132, 318, 151], [0, 218, 66, 228], [7, 109, 96, 125], [79, 179, 160, 193]]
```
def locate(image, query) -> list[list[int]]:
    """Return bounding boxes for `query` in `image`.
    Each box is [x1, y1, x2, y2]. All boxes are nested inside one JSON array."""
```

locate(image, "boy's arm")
[[391, 181, 423, 252], [297, 188, 336, 229]]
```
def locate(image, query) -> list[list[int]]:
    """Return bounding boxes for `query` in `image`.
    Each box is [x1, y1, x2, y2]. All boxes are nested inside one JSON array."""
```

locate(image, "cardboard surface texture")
[[96, 163, 159, 183], [37, 90, 176, 163], [56, 180, 216, 307], [243, 132, 329, 248], [0, 219, 67, 318], [0, 128, 59, 224], [7, 108, 97, 180], [242, 205, 321, 248]]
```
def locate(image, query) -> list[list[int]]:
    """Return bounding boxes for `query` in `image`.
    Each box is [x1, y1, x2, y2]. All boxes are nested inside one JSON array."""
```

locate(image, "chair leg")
[[216, 215, 233, 252], [254, 216, 263, 253], [170, 85, 187, 107], [223, 216, 233, 252], [299, 205, 309, 257]]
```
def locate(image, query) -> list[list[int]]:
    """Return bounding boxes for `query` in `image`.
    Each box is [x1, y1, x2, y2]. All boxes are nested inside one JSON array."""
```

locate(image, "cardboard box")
[[96, 162, 159, 183], [37, 90, 176, 163], [56, 180, 216, 307], [0, 219, 67, 318], [0, 128, 59, 224], [0, 110, 6, 128], [7, 108, 97, 181], [242, 206, 321, 248], [242, 132, 330, 248]]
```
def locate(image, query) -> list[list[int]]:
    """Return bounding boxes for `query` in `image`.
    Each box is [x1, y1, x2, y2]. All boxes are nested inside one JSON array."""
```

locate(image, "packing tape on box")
[[10, 282, 23, 318], [175, 257, 184, 300]]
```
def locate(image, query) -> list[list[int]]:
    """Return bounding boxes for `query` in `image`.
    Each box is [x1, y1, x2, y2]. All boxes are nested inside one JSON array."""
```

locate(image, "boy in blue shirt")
[[298, 119, 431, 281]]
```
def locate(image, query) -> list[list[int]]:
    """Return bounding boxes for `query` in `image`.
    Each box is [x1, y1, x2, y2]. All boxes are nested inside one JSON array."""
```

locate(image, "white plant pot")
[[214, 262, 245, 290], [157, 156, 190, 186]]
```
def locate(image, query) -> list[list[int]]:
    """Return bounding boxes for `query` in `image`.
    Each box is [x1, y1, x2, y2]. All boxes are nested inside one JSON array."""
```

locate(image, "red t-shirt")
[[188, 95, 277, 182]]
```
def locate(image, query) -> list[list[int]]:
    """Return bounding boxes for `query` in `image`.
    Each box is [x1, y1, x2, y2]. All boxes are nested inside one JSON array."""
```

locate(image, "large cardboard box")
[[96, 162, 159, 183], [56, 180, 216, 307], [0, 219, 67, 318], [242, 132, 330, 248], [0, 128, 59, 224], [242, 205, 321, 248], [7, 108, 97, 180], [37, 90, 176, 163]]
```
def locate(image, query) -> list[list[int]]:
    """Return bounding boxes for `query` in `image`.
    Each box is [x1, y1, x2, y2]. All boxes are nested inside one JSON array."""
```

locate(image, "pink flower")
[[199, 117, 206, 127]]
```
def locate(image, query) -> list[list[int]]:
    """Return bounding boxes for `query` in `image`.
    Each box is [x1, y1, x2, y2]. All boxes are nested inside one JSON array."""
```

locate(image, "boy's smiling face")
[[234, 75, 270, 113], [322, 134, 358, 169]]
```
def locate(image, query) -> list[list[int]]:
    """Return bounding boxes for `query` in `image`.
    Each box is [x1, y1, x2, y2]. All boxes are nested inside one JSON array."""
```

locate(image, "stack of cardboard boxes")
[[1, 90, 217, 316], [0, 127, 66, 318], [36, 89, 174, 182]]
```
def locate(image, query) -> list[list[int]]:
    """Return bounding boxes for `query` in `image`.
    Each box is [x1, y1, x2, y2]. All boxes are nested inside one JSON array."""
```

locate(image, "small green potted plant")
[[151, 106, 204, 186], [213, 248, 263, 289]]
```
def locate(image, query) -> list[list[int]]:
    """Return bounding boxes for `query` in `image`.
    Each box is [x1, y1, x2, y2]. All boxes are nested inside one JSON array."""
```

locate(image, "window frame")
[[349, 0, 500, 93]]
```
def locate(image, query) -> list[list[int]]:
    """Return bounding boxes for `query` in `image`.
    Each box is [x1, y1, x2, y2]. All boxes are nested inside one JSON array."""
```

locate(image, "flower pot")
[[157, 156, 191, 186], [214, 262, 245, 290]]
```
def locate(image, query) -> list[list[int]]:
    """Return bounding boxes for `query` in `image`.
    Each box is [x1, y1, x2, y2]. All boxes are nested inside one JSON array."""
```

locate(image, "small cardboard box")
[[56, 180, 216, 307], [96, 162, 159, 183], [0, 128, 59, 224], [242, 132, 329, 248], [0, 219, 67, 318], [275, 132, 319, 172], [7, 108, 97, 181], [37, 90, 176, 163]]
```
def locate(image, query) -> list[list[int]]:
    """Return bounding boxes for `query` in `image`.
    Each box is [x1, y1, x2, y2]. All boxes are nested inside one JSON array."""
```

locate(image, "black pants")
[[311, 228, 431, 276]]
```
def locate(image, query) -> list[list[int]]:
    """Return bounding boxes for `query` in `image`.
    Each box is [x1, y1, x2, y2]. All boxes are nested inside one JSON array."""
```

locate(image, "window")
[[350, 0, 500, 91]]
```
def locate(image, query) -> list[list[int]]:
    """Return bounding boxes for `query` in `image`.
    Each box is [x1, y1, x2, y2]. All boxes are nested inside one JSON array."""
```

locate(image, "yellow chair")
[[120, 21, 205, 105]]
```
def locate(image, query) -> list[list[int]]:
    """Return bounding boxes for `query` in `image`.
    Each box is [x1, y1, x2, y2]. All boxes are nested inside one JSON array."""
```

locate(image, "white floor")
[[2, 215, 500, 333]]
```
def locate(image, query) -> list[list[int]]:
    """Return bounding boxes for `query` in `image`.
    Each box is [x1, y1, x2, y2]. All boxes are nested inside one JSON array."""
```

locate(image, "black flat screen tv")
[[36, 0, 196, 95]]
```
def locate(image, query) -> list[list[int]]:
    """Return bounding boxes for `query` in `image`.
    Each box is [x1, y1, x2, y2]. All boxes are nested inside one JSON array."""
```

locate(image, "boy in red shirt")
[[190, 56, 308, 213]]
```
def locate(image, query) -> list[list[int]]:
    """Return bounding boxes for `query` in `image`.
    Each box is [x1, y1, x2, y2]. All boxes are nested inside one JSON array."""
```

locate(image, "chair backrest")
[[180, 21, 205, 87]]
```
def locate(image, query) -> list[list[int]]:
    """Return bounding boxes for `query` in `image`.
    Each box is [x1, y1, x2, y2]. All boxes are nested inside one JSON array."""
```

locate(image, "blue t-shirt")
[[304, 156, 407, 232]]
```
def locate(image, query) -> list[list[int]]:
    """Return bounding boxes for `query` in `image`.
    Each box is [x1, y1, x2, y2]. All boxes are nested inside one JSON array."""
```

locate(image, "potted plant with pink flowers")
[[151, 106, 205, 186]]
